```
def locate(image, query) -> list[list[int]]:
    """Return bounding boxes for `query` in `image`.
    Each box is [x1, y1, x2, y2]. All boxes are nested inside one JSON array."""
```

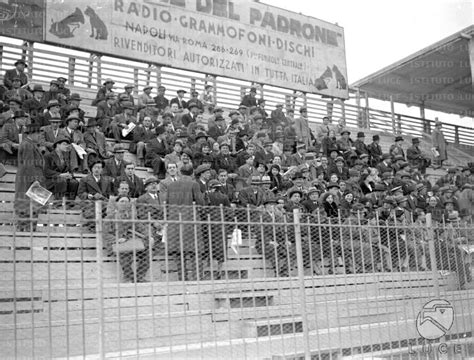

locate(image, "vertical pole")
[[454, 126, 460, 145], [364, 92, 370, 129], [155, 65, 162, 87], [426, 213, 440, 297], [356, 88, 362, 128], [133, 68, 139, 90], [390, 95, 396, 134], [68, 57, 76, 86], [26, 41, 34, 81], [293, 209, 311, 360], [96, 55, 102, 88], [95, 201, 105, 360], [341, 101, 346, 124]]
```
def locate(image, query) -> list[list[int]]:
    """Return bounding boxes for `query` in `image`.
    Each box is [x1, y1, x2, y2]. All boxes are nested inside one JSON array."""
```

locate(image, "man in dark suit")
[[145, 125, 169, 179], [3, 59, 28, 90], [238, 176, 267, 208], [78, 160, 113, 201], [92, 78, 115, 106], [37, 99, 62, 127], [158, 162, 180, 204], [153, 85, 169, 113], [59, 115, 88, 173], [181, 102, 199, 127], [40, 115, 62, 152], [289, 143, 306, 167], [240, 87, 257, 107], [170, 89, 188, 110], [103, 144, 126, 178], [166, 164, 204, 280], [208, 115, 226, 140], [136, 176, 162, 220], [78, 159, 114, 229], [41, 80, 67, 109], [96, 93, 120, 132], [132, 116, 155, 166], [22, 84, 45, 123], [0, 110, 27, 165], [115, 162, 144, 198], [84, 119, 112, 162], [368, 134, 382, 167], [43, 137, 79, 200]]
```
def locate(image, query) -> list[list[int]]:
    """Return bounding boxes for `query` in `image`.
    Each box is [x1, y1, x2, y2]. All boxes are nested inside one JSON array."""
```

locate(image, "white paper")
[[25, 181, 52, 206], [230, 228, 242, 254], [431, 147, 440, 158], [71, 143, 87, 160], [122, 122, 136, 137]]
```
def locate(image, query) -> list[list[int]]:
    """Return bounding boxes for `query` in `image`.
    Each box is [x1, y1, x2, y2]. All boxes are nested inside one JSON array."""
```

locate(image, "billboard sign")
[[45, 0, 348, 98], [0, 0, 45, 41]]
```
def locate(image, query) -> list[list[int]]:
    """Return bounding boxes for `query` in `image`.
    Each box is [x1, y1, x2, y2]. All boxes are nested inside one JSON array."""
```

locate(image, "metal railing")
[[0, 200, 473, 359], [1, 37, 474, 148]]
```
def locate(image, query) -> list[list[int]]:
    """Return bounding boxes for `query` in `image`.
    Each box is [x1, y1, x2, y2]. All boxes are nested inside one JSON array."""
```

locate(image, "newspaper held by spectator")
[[25, 181, 52, 206], [431, 147, 440, 157], [71, 143, 87, 160], [122, 122, 136, 137]]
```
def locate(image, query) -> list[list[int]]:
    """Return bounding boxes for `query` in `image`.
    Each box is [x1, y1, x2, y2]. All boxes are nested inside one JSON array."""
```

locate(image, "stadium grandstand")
[[0, 1, 473, 359]]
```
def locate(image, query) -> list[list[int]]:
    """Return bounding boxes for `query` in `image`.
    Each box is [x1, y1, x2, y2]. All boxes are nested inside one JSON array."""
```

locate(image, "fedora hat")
[[103, 78, 115, 85], [32, 84, 45, 92], [195, 164, 211, 176], [14, 59, 27, 67], [47, 100, 60, 109], [70, 93, 82, 101], [86, 119, 98, 127]]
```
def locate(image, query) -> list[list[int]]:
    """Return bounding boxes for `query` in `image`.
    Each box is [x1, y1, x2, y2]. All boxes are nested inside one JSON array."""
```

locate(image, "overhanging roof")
[[352, 25, 474, 117]]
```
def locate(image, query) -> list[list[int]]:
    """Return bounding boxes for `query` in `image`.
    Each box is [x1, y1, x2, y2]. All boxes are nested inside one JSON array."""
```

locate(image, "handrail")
[[1, 37, 473, 148]]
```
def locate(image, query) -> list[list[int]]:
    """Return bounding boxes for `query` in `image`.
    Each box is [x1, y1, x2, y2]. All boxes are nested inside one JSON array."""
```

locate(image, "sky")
[[263, 0, 474, 126]]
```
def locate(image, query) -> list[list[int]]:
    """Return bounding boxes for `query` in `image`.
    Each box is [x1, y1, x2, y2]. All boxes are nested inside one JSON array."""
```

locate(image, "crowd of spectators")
[[1, 60, 473, 284]]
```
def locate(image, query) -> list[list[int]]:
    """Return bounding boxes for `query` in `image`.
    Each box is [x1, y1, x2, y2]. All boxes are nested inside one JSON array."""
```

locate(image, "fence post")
[[454, 126, 460, 145], [155, 65, 162, 88], [68, 57, 76, 86], [426, 213, 440, 297], [293, 209, 311, 360], [95, 201, 106, 359], [133, 68, 139, 89]]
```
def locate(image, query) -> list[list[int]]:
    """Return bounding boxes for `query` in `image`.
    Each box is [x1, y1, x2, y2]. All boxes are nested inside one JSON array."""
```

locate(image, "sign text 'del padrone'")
[[45, 0, 348, 98]]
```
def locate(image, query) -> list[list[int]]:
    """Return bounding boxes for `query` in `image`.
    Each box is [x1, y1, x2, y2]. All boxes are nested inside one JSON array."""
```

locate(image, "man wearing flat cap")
[[92, 78, 115, 106], [137, 85, 154, 109], [35, 99, 61, 127], [43, 137, 79, 201], [3, 59, 29, 90], [120, 84, 135, 107], [56, 77, 71, 99], [170, 89, 188, 110]]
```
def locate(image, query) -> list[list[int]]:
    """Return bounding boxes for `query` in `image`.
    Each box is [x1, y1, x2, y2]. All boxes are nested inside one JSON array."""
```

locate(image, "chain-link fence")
[[1, 199, 473, 359]]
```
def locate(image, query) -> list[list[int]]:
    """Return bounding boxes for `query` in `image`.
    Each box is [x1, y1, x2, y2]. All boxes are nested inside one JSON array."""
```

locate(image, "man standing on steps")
[[295, 107, 312, 149], [166, 164, 204, 281], [432, 120, 447, 168]]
